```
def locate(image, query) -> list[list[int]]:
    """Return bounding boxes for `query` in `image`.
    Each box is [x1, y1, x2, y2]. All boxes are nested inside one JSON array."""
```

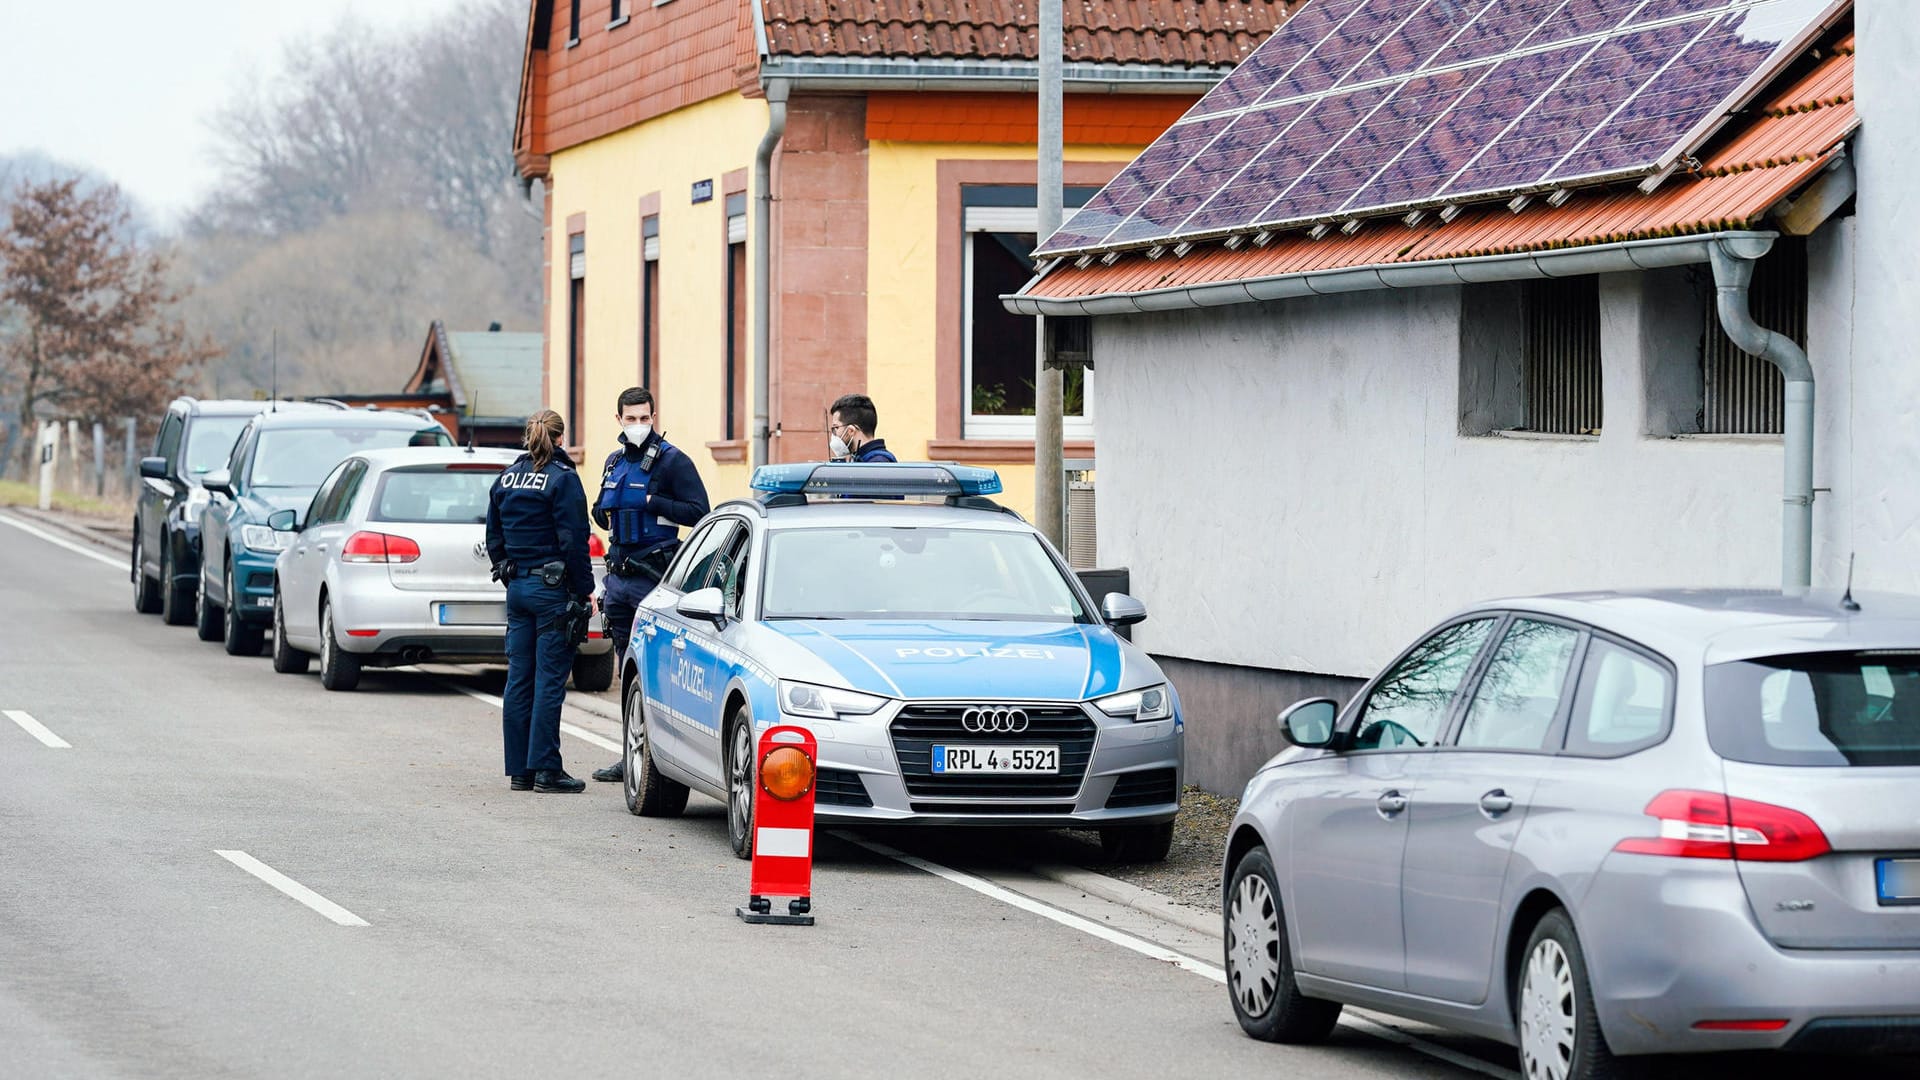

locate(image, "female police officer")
[[485, 409, 594, 793]]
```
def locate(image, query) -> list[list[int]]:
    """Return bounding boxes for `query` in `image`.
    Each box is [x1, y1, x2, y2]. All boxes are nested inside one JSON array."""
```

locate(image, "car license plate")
[[437, 602, 507, 626], [1876, 858, 1920, 906], [931, 745, 1058, 774]]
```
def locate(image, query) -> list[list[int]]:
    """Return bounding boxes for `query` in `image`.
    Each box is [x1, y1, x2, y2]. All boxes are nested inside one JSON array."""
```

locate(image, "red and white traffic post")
[[737, 724, 818, 926]]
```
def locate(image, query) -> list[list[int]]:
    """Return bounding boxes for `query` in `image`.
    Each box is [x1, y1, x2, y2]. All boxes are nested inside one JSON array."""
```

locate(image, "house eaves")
[[757, 56, 1230, 94]]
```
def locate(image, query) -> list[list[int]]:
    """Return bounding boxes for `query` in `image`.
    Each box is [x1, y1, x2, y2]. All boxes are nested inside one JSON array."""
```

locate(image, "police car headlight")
[[1093, 684, 1172, 722], [238, 524, 290, 553], [779, 680, 888, 720]]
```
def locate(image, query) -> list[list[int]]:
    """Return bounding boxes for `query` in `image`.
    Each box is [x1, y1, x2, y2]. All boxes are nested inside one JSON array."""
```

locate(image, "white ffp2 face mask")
[[829, 433, 851, 459], [623, 423, 652, 445]]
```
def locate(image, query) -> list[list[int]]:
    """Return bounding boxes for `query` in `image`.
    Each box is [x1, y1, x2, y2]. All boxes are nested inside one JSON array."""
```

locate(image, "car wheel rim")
[[626, 690, 646, 797], [322, 606, 334, 669], [1226, 871, 1282, 1018], [729, 723, 752, 842], [225, 570, 236, 637], [1520, 938, 1577, 1080], [132, 538, 140, 594]]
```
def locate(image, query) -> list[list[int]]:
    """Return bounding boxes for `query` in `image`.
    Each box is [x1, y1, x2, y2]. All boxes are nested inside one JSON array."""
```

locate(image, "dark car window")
[[226, 425, 253, 484], [676, 520, 742, 595], [1351, 618, 1497, 752], [248, 425, 450, 488], [372, 465, 502, 524], [1565, 639, 1674, 758], [1705, 651, 1920, 767], [663, 522, 724, 591], [1456, 619, 1583, 751], [183, 416, 251, 479], [156, 412, 184, 465], [712, 527, 752, 619], [321, 461, 370, 524]]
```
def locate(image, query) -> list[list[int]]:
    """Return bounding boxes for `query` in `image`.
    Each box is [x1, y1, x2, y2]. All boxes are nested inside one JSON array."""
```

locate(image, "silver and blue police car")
[[618, 463, 1184, 862]]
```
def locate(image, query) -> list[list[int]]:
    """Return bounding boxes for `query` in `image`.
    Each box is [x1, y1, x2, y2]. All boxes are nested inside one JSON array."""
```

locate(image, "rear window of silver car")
[[371, 464, 502, 524], [1706, 651, 1920, 766]]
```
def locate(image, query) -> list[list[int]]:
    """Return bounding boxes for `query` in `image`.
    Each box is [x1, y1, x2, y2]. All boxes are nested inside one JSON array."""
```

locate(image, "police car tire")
[[195, 569, 223, 641], [223, 564, 266, 657], [319, 598, 361, 692], [623, 676, 688, 818], [571, 649, 614, 693], [160, 543, 193, 626], [1099, 820, 1175, 865], [133, 535, 162, 614], [726, 714, 755, 861], [271, 587, 310, 675]]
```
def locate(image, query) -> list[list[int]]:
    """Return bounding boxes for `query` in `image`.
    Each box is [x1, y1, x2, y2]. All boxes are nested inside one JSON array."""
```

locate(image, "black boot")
[[510, 774, 534, 791], [534, 769, 586, 793], [592, 759, 625, 782]]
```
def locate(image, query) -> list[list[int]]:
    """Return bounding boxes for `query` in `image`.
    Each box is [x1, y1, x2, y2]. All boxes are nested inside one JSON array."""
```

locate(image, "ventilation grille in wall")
[[1522, 275, 1602, 436]]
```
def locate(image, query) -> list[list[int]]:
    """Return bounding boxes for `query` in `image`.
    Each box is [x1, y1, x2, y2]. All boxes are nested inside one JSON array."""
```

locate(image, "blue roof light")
[[750, 462, 1004, 498]]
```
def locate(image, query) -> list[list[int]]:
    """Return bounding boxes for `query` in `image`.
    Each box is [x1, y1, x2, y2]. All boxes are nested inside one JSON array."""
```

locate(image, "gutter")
[[757, 56, 1227, 94], [1002, 231, 1779, 316], [751, 79, 790, 470]]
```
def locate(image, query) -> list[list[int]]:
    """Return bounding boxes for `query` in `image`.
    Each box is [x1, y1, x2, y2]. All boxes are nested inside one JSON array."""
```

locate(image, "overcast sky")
[[0, 0, 474, 224]]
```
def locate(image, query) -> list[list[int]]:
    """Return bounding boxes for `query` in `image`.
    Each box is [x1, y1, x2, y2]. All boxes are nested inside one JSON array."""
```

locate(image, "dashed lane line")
[[441, 681, 621, 753], [0, 512, 124, 569], [846, 834, 1519, 1080], [4, 709, 72, 749], [213, 850, 370, 927]]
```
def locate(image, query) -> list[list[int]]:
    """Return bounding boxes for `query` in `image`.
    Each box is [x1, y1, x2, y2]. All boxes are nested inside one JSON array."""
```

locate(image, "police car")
[[619, 463, 1184, 862]]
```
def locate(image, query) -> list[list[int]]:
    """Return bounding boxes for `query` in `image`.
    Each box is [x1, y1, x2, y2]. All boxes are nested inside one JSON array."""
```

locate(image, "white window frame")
[[962, 205, 1095, 441]]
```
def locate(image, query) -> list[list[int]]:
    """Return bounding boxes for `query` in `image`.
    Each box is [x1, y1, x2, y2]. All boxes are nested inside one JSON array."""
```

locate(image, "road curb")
[[563, 692, 621, 722], [1030, 864, 1221, 941], [3, 507, 129, 556]]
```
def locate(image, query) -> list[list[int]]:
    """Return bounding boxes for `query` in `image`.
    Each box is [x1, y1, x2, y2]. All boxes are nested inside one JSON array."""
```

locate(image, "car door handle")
[[1479, 789, 1515, 817], [316, 543, 328, 553], [1376, 790, 1408, 817], [671, 635, 686, 650]]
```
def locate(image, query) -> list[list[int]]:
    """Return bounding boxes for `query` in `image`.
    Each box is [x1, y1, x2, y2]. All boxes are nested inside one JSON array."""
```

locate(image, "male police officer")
[[591, 387, 710, 783], [828, 393, 896, 462]]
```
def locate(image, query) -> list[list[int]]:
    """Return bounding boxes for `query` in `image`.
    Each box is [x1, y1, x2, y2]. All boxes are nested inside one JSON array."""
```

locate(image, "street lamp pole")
[[1034, 0, 1065, 549]]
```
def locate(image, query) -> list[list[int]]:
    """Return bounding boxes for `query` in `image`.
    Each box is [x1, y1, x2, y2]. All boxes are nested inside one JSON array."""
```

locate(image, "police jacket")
[[592, 431, 710, 562], [484, 449, 595, 600], [853, 438, 896, 463]]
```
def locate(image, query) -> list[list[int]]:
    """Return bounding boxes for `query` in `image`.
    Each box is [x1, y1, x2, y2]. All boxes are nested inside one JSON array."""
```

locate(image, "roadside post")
[[736, 725, 818, 926], [37, 422, 59, 511], [92, 422, 105, 497]]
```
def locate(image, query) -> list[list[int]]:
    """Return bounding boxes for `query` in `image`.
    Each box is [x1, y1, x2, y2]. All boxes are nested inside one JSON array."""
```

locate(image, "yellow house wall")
[[865, 140, 1143, 521], [545, 92, 767, 507]]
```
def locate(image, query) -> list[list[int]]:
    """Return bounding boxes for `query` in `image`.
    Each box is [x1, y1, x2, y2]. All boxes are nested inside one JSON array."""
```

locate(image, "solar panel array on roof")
[[1038, 0, 1843, 256]]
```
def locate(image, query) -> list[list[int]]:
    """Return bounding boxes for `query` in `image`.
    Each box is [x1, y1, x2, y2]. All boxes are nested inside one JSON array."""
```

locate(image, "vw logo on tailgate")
[[472, 541, 489, 562], [961, 707, 1029, 734]]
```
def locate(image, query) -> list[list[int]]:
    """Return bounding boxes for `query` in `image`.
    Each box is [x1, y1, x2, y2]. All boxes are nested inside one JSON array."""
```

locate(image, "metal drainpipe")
[[1709, 235, 1815, 591], [751, 80, 790, 470]]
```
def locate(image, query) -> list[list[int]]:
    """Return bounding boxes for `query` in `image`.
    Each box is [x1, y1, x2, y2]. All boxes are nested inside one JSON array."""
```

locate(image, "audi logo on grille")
[[961, 707, 1029, 733]]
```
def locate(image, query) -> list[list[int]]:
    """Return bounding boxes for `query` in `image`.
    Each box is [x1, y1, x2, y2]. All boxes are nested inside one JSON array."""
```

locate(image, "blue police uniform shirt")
[[853, 438, 896, 463], [484, 449, 595, 599], [592, 431, 711, 562]]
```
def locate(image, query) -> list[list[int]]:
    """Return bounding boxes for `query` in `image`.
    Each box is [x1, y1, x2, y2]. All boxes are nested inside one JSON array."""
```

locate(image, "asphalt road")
[[0, 513, 1910, 1080]]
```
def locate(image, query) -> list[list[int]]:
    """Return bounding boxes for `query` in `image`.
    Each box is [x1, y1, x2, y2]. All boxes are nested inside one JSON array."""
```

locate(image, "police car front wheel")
[[622, 677, 688, 818], [726, 715, 755, 861]]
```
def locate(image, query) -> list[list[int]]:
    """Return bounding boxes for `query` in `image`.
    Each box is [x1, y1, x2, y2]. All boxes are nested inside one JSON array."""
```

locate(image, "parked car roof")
[[248, 406, 443, 431], [350, 446, 521, 469], [1457, 588, 1920, 666], [173, 397, 284, 417]]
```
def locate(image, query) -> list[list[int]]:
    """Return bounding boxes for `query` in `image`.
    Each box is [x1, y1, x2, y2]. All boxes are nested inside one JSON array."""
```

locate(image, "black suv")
[[132, 397, 272, 623]]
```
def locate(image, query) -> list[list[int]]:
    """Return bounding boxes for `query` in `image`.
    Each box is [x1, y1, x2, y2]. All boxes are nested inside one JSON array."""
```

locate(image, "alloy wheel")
[[1520, 938, 1577, 1080], [728, 721, 753, 851], [224, 568, 238, 640], [624, 684, 646, 808], [1227, 871, 1282, 1018]]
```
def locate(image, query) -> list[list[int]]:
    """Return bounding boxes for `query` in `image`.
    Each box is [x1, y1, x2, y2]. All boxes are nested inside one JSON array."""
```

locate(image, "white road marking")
[[443, 682, 621, 752], [213, 850, 369, 927], [848, 835, 1519, 1080], [3, 709, 72, 749], [0, 513, 124, 569]]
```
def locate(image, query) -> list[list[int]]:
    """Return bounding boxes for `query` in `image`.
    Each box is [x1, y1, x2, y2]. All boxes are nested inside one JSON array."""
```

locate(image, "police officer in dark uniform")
[[590, 387, 710, 783], [829, 393, 896, 462], [485, 409, 594, 794]]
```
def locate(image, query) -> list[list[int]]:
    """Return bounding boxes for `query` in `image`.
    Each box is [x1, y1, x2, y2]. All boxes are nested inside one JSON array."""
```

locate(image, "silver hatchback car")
[[267, 447, 612, 692], [1223, 590, 1920, 1079]]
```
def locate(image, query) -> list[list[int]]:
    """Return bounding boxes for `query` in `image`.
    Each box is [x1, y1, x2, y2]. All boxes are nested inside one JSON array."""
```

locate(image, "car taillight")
[[1614, 789, 1830, 862], [588, 534, 606, 558], [341, 531, 421, 564]]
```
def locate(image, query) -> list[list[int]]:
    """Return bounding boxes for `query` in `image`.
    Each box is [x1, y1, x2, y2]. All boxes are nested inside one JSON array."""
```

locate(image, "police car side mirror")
[[267, 508, 300, 533], [1100, 593, 1148, 627], [140, 456, 168, 480], [676, 586, 726, 625], [204, 468, 233, 497]]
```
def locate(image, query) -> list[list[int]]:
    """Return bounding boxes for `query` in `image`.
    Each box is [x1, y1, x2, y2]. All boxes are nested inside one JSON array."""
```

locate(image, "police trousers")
[[600, 569, 661, 665], [502, 576, 574, 775]]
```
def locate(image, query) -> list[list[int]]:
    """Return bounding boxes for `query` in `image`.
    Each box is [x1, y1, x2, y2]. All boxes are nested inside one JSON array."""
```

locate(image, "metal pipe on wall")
[[751, 79, 791, 470], [1710, 235, 1814, 591]]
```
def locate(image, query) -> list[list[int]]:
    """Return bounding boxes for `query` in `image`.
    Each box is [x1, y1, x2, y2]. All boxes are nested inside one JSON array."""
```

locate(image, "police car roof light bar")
[[750, 462, 1003, 499]]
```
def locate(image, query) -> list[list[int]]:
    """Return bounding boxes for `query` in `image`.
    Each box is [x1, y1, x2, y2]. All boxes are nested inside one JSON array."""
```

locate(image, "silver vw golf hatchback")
[[1223, 590, 1920, 1079]]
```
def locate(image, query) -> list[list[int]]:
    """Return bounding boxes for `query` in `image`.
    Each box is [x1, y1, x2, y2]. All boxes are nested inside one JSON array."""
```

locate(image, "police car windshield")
[[183, 416, 250, 477], [250, 426, 450, 489], [762, 527, 1088, 623]]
